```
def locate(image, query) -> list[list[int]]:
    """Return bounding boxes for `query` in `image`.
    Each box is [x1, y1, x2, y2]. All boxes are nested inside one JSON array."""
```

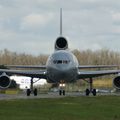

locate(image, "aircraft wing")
[[78, 70, 120, 79], [78, 65, 118, 69], [5, 65, 117, 70], [3, 65, 118, 69], [5, 65, 46, 69], [0, 69, 47, 79]]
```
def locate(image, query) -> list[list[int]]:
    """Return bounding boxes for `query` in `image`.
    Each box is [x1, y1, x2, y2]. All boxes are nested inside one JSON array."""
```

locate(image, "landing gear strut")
[[27, 89, 31, 96], [59, 83, 66, 96], [26, 77, 38, 96], [85, 78, 96, 96]]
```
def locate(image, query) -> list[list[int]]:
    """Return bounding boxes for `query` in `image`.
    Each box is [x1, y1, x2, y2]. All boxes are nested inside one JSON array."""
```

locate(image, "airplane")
[[0, 8, 120, 96]]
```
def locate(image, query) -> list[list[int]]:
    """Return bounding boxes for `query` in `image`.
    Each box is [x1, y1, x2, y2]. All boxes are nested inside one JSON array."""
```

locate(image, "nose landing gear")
[[59, 83, 66, 96]]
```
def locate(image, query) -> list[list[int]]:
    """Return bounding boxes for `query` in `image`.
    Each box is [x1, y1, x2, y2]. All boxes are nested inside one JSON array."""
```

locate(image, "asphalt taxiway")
[[0, 91, 120, 100]]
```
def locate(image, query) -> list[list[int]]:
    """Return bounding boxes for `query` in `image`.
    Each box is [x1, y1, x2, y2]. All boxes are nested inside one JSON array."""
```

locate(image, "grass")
[[0, 96, 120, 120]]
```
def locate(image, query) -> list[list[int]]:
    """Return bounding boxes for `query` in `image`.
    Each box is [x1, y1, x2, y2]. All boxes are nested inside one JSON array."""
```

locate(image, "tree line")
[[73, 49, 120, 66], [0, 49, 48, 66], [0, 49, 120, 66], [0, 48, 119, 89]]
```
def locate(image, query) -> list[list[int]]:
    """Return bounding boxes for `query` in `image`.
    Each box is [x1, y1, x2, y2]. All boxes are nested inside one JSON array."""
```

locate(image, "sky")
[[0, 0, 120, 55]]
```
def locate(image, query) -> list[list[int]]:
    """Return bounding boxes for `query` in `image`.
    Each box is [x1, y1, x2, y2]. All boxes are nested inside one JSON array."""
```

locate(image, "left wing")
[[78, 70, 120, 79], [0, 69, 47, 79]]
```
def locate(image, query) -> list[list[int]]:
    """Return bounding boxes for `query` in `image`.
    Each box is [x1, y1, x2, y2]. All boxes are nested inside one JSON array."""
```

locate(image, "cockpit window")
[[53, 60, 70, 64], [57, 60, 62, 64]]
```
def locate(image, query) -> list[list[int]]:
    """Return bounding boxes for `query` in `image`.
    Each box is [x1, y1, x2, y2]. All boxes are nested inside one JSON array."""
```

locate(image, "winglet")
[[60, 8, 62, 36]]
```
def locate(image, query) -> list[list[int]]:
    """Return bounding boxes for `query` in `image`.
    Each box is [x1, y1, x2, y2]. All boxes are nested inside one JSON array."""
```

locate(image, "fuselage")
[[46, 50, 79, 83], [45, 10, 79, 84]]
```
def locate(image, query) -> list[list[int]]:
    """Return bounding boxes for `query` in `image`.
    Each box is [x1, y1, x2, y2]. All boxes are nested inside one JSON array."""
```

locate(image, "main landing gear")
[[26, 78, 38, 96], [85, 78, 96, 96], [26, 88, 38, 96], [59, 83, 66, 96]]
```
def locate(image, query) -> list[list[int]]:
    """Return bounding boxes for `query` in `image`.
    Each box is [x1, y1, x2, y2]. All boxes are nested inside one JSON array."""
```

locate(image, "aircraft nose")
[[55, 64, 70, 71], [56, 70, 68, 80]]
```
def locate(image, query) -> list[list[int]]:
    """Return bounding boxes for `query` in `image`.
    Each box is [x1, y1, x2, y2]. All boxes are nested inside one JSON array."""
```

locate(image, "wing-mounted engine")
[[113, 76, 120, 89], [0, 73, 11, 89], [55, 37, 68, 50]]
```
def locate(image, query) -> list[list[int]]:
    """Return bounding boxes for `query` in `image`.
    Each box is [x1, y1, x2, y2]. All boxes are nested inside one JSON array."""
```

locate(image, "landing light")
[[59, 83, 66, 87], [44, 72, 46, 74]]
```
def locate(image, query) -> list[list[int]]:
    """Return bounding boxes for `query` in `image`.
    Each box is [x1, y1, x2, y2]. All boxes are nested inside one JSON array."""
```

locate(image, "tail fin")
[[54, 8, 68, 51], [60, 8, 62, 36]]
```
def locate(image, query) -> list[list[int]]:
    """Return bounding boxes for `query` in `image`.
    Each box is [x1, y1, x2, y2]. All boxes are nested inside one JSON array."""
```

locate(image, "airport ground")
[[0, 79, 119, 120], [0, 93, 120, 120], [0, 78, 118, 100]]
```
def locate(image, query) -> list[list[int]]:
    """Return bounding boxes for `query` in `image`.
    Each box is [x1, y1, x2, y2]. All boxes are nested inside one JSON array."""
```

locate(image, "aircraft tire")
[[34, 88, 38, 96], [59, 90, 62, 95], [86, 89, 90, 96], [92, 89, 96, 96], [63, 90, 65, 96], [27, 89, 31, 96]]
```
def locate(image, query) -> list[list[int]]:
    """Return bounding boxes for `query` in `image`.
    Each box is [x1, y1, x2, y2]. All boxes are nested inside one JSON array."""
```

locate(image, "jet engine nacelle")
[[55, 37, 68, 50], [0, 73, 11, 89], [113, 76, 120, 89]]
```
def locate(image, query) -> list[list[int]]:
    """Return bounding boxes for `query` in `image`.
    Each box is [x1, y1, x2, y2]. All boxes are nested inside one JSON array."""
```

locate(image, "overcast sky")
[[0, 0, 120, 55]]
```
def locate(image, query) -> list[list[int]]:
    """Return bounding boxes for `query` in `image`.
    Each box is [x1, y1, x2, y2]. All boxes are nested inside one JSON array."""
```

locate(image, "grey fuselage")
[[46, 50, 79, 83]]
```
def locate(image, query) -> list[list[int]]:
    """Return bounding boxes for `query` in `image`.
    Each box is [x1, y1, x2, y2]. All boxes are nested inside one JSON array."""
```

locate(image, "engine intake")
[[0, 73, 11, 89], [113, 76, 120, 89], [55, 37, 68, 50]]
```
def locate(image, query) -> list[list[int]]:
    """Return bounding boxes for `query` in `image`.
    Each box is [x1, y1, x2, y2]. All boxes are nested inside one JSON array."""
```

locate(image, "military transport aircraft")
[[0, 9, 120, 96]]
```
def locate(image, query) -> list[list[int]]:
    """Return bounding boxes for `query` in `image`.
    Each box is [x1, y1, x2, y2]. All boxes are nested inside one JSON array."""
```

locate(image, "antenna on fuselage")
[[60, 8, 62, 36]]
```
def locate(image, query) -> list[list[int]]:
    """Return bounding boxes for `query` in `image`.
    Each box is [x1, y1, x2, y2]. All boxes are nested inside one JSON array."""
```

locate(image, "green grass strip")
[[0, 96, 120, 120]]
